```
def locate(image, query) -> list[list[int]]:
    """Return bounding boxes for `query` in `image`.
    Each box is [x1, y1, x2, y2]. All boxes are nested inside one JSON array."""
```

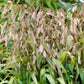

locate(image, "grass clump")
[[0, 1, 84, 84]]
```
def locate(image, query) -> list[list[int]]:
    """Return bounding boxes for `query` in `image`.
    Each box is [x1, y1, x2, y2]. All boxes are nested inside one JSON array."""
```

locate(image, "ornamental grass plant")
[[0, 1, 84, 84]]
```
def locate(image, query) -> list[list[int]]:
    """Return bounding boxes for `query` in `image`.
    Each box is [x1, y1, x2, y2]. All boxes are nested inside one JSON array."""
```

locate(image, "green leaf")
[[8, 77, 15, 84], [27, 71, 31, 84], [0, 78, 2, 81], [40, 69, 46, 77], [68, 57, 75, 72], [44, 74, 55, 84], [77, 51, 81, 64], [75, 64, 79, 81], [31, 74, 38, 84], [70, 81, 73, 84], [46, 58, 52, 67], [35, 0, 39, 7], [57, 77, 65, 84], [60, 52, 67, 63], [40, 69, 47, 84], [80, 29, 84, 44], [0, 80, 8, 84], [52, 57, 66, 73], [80, 72, 84, 84]]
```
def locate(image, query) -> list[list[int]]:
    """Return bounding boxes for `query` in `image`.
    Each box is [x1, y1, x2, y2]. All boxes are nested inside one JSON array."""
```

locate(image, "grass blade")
[[44, 74, 55, 84]]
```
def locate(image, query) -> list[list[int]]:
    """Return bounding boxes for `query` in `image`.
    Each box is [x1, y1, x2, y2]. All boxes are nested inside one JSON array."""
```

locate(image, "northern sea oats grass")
[[0, 1, 84, 84]]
